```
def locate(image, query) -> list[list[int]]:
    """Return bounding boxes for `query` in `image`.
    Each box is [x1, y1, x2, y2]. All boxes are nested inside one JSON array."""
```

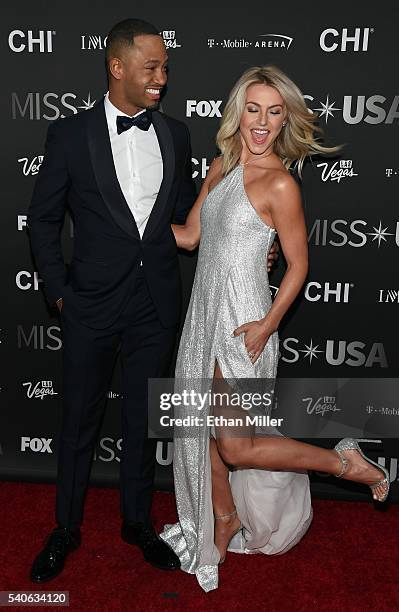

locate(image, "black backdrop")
[[1, 1, 398, 502]]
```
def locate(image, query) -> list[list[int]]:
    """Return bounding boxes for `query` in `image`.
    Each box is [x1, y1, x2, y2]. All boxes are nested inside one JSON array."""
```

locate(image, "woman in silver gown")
[[160, 66, 389, 592]]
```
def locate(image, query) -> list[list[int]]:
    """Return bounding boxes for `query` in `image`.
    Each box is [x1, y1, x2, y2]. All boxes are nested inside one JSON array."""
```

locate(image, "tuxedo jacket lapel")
[[142, 110, 175, 241], [87, 102, 175, 241], [87, 100, 140, 240]]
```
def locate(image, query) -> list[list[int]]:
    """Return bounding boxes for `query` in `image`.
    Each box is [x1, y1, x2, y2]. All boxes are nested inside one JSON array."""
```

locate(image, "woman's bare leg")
[[210, 437, 241, 561], [210, 360, 243, 561], [213, 364, 388, 501]]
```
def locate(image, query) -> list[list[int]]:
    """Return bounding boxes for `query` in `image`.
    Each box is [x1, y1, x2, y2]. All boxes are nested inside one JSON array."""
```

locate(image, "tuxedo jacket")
[[28, 99, 197, 329]]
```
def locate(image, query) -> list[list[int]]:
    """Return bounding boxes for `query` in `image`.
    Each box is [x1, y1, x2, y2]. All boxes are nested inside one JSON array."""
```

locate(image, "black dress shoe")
[[30, 527, 81, 583], [121, 521, 180, 570]]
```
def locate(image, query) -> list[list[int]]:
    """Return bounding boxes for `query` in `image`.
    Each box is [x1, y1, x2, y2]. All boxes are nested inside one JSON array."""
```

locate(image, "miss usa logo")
[[308, 219, 399, 248], [11, 91, 96, 120], [304, 94, 399, 125], [280, 338, 388, 368]]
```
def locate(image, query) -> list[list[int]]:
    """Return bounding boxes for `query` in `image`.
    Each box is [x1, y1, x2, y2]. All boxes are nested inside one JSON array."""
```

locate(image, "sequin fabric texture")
[[160, 165, 312, 592]]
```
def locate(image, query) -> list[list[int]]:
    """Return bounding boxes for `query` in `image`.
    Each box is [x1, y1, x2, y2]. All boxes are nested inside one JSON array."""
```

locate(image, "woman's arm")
[[172, 157, 222, 251], [234, 173, 308, 362], [262, 173, 308, 330]]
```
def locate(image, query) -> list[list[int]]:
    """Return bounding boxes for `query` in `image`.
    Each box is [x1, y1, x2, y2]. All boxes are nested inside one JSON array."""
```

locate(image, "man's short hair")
[[106, 18, 160, 63]]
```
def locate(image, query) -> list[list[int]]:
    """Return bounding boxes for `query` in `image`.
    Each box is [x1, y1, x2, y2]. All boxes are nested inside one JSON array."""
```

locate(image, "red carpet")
[[0, 482, 397, 611]]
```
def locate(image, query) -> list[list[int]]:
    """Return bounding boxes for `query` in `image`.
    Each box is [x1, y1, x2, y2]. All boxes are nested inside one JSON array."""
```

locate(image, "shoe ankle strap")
[[214, 509, 237, 520], [334, 449, 349, 478]]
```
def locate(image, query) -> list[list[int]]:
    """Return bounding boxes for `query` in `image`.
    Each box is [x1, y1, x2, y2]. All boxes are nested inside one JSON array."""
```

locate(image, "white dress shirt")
[[104, 92, 163, 239]]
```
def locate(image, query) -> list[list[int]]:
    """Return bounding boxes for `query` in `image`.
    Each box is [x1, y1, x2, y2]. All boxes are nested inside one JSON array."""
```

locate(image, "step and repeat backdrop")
[[1, 1, 398, 502]]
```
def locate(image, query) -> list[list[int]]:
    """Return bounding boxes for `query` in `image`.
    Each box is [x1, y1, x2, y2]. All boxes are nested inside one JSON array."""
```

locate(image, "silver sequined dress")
[[160, 165, 313, 592]]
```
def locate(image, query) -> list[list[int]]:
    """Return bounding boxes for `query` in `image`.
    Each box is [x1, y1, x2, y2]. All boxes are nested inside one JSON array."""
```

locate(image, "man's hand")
[[267, 239, 280, 272], [56, 297, 63, 312]]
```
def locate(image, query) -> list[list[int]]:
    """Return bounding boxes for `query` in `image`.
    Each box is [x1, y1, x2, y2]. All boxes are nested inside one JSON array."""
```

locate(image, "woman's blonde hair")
[[216, 65, 339, 177]]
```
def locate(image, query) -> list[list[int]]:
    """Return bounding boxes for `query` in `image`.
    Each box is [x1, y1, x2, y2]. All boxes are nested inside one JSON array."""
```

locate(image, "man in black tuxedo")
[[28, 18, 196, 582]]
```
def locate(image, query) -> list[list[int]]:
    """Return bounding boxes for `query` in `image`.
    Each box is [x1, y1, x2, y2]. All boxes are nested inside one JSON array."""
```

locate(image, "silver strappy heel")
[[214, 509, 242, 564], [334, 438, 390, 502]]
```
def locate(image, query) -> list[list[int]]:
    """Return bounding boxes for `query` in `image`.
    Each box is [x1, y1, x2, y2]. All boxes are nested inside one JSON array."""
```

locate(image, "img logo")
[[378, 289, 399, 303], [81, 34, 107, 50]]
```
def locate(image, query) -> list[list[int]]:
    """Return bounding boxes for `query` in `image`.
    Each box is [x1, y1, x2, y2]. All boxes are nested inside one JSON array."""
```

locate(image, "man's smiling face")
[[109, 34, 168, 114]]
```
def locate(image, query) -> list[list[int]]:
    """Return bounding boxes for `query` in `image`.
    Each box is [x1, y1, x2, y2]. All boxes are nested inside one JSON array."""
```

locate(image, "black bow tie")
[[116, 111, 152, 135]]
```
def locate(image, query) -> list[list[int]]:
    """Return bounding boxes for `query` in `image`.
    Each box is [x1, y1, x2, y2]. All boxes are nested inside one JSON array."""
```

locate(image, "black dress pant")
[[56, 271, 177, 529]]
